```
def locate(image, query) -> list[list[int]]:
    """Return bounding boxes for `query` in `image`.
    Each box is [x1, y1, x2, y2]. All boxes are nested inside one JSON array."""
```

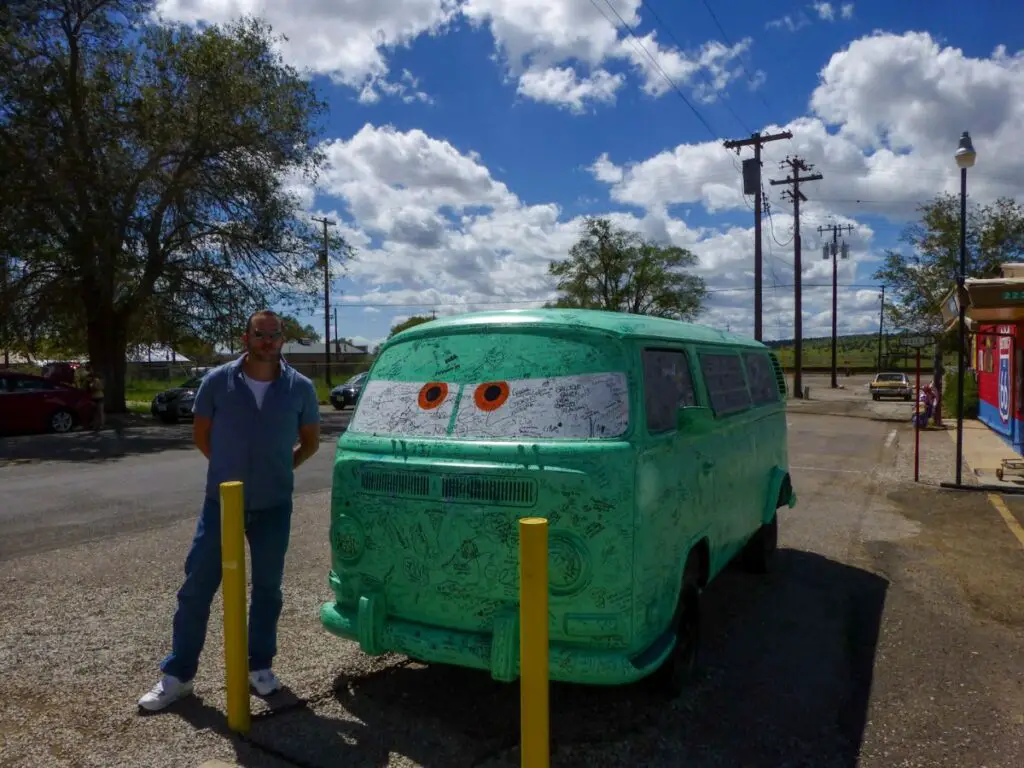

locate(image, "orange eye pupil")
[[474, 381, 510, 412], [418, 382, 449, 410]]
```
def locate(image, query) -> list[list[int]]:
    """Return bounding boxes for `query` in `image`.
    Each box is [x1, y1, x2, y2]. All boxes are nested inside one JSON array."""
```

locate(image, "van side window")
[[642, 348, 696, 433], [743, 351, 779, 405], [698, 351, 752, 416]]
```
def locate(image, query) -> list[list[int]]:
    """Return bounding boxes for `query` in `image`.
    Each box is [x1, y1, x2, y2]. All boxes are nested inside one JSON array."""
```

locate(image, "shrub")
[[942, 370, 979, 419]]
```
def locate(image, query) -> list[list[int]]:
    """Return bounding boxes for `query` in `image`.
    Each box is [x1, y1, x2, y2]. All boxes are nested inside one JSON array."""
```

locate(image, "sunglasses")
[[251, 330, 283, 340]]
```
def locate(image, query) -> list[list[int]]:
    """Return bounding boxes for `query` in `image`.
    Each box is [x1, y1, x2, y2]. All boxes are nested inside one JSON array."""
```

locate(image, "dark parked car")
[[41, 361, 82, 386], [0, 372, 96, 434], [330, 372, 367, 410], [151, 374, 207, 424]]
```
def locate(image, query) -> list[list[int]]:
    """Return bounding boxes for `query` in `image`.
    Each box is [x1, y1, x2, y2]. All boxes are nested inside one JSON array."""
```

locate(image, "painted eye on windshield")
[[474, 381, 510, 412], [418, 382, 449, 410]]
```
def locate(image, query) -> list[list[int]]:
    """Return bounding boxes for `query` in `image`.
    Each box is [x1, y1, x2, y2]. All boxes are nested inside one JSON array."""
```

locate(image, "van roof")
[[388, 308, 767, 349]]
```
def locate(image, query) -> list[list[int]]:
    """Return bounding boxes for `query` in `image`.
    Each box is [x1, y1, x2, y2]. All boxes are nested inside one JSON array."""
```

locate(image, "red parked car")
[[0, 372, 96, 434]]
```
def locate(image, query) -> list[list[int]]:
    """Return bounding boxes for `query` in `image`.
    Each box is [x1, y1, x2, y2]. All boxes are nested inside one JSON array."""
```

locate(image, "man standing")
[[139, 310, 321, 712], [85, 365, 105, 431]]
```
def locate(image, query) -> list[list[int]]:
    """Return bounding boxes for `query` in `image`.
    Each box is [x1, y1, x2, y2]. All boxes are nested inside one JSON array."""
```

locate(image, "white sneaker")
[[138, 674, 194, 712], [249, 668, 281, 696]]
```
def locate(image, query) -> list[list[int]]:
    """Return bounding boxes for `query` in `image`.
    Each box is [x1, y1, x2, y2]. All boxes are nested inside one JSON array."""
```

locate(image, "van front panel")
[[326, 328, 641, 668]]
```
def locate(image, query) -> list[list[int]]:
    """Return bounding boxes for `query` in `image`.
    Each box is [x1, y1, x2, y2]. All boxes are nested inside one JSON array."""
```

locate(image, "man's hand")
[[193, 415, 213, 460], [293, 422, 320, 469]]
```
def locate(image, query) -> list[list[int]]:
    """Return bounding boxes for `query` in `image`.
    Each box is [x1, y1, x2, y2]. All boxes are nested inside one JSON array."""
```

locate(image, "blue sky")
[[157, 0, 1024, 347]]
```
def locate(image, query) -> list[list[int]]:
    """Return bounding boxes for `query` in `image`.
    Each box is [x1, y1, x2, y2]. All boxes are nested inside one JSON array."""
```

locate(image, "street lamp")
[[954, 131, 976, 487]]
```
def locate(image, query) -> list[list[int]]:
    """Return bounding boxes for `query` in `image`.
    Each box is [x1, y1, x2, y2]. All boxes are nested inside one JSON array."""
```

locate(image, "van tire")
[[650, 564, 701, 699], [742, 514, 778, 574]]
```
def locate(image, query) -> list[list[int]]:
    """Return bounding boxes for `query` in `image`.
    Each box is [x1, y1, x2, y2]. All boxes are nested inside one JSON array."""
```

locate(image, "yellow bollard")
[[220, 480, 250, 734], [519, 517, 549, 768]]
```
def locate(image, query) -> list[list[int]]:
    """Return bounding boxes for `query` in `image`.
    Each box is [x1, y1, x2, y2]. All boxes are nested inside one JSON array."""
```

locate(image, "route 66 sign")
[[998, 353, 1011, 424]]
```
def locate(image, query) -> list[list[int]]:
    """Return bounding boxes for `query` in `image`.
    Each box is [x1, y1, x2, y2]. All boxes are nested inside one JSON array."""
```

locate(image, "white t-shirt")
[[243, 373, 272, 410]]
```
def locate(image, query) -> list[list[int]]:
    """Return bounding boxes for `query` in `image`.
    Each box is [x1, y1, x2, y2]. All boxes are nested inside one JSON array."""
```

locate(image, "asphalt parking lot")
[[1, 405, 1022, 767]]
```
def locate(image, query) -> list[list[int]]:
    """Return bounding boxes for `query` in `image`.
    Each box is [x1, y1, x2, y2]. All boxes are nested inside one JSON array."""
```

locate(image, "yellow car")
[[869, 372, 913, 401]]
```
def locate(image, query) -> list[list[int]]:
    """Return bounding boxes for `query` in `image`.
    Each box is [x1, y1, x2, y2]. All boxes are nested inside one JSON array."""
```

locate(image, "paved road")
[[1, 412, 1022, 767], [0, 409, 352, 562]]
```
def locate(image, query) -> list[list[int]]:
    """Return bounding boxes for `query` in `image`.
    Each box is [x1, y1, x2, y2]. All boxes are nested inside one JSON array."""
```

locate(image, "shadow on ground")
[[166, 548, 889, 768], [0, 413, 351, 464]]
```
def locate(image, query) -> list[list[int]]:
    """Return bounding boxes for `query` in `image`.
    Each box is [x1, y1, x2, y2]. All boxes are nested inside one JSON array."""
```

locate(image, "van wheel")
[[651, 581, 701, 699], [743, 514, 778, 574]]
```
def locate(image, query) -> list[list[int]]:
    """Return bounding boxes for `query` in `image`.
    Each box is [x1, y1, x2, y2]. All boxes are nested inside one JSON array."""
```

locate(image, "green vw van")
[[320, 309, 796, 694]]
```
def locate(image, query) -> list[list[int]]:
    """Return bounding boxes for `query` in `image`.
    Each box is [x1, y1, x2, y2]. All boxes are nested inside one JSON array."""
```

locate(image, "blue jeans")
[[160, 497, 293, 682]]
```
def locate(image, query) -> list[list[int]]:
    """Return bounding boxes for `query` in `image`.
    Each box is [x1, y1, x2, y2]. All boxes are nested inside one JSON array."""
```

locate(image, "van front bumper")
[[319, 594, 670, 687]]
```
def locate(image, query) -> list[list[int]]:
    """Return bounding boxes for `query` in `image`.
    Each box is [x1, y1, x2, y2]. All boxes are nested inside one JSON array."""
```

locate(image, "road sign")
[[897, 335, 932, 349]]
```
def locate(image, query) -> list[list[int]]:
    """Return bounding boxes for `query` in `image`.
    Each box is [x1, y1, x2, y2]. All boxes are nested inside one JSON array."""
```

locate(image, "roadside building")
[[948, 262, 1024, 453]]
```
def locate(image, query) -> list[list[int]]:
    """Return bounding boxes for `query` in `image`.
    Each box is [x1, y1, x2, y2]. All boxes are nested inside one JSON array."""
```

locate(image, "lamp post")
[[954, 131, 976, 487]]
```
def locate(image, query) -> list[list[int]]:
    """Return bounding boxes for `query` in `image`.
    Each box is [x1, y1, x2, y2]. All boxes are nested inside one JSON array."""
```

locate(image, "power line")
[[637, 0, 752, 134], [770, 156, 823, 399], [333, 283, 882, 310], [695, 0, 773, 112], [588, 0, 720, 138], [816, 222, 856, 388], [723, 130, 793, 341]]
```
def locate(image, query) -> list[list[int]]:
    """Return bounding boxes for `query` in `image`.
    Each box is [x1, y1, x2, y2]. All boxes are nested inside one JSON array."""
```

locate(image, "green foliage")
[[873, 194, 1024, 336], [0, 1, 338, 407], [281, 314, 320, 342], [547, 217, 707, 320], [942, 370, 979, 419], [388, 315, 435, 338]]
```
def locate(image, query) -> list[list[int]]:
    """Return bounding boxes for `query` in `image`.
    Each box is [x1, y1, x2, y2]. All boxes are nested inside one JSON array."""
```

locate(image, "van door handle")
[[702, 460, 715, 474]]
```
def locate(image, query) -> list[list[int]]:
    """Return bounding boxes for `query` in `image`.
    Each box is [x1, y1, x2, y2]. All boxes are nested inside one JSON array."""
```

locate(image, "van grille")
[[442, 476, 537, 507], [355, 469, 537, 507], [359, 470, 430, 498], [769, 353, 787, 397]]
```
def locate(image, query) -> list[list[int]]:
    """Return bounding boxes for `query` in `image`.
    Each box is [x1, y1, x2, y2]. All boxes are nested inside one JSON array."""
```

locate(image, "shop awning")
[[942, 263, 1024, 331]]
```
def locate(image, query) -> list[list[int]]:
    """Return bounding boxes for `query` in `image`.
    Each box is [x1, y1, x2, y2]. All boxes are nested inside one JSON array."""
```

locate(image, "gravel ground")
[[2, 413, 1023, 767]]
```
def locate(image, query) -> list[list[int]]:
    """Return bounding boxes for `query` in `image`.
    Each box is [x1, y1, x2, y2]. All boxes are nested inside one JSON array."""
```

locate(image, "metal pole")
[[753, 143, 763, 342], [519, 517, 550, 768], [831, 232, 838, 389], [312, 216, 337, 387], [955, 167, 968, 487], [915, 350, 921, 483], [877, 286, 885, 371], [220, 480, 250, 734]]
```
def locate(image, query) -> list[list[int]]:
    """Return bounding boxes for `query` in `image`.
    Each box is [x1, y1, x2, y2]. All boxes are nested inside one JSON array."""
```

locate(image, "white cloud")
[[295, 31, 1023, 343], [766, 14, 809, 33], [592, 33, 1024, 222], [812, 2, 835, 21], [154, 0, 459, 101], [158, 0, 757, 111], [768, 2, 854, 31], [516, 67, 624, 113]]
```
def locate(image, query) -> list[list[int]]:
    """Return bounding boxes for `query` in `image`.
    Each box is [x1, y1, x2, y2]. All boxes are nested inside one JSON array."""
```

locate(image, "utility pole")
[[817, 222, 855, 388], [724, 130, 793, 341], [770, 156, 822, 399], [312, 216, 336, 386], [333, 307, 338, 352], [877, 285, 886, 371]]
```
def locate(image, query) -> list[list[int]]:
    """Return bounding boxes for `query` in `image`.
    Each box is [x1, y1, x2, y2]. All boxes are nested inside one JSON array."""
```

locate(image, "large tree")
[[388, 315, 435, 338], [548, 217, 707, 320], [0, 0, 337, 409], [873, 194, 1024, 406]]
